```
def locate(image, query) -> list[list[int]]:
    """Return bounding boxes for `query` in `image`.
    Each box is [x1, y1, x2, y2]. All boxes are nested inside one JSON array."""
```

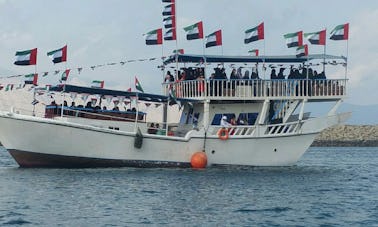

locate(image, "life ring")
[[217, 128, 229, 140]]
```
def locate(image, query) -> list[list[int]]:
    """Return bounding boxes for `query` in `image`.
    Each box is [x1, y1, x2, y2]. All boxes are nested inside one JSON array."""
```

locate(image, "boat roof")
[[163, 54, 347, 65], [49, 84, 197, 104]]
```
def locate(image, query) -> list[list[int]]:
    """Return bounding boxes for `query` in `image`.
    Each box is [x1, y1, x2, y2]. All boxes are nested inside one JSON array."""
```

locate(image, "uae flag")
[[206, 30, 222, 48], [135, 77, 144, 93], [163, 16, 175, 29], [162, 4, 175, 16], [183, 21, 204, 40], [14, 48, 37, 66], [24, 73, 38, 85], [248, 49, 259, 56], [168, 84, 180, 107], [296, 45, 308, 58], [304, 30, 326, 45], [330, 23, 349, 40], [91, 80, 104, 88], [47, 45, 67, 63], [173, 49, 184, 54], [244, 22, 264, 44], [145, 28, 163, 45], [164, 28, 176, 41], [284, 31, 303, 48], [61, 69, 70, 81]]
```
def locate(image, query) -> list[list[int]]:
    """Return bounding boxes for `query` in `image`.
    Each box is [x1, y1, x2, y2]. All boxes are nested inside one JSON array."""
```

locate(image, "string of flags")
[[145, 3, 349, 57]]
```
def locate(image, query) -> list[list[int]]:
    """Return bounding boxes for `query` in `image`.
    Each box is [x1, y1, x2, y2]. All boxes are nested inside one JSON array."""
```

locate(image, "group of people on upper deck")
[[164, 65, 326, 82], [270, 66, 326, 80]]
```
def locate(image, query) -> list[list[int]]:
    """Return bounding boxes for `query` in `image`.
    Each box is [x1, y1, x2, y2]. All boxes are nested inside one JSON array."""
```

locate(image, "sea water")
[[0, 146, 377, 226]]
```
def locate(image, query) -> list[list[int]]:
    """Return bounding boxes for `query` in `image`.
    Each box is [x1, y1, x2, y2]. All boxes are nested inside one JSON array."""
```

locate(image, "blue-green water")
[[0, 147, 377, 226]]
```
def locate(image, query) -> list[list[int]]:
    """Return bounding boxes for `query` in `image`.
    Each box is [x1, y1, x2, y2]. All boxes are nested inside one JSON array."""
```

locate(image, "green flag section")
[[145, 28, 163, 45], [162, 3, 175, 16], [61, 69, 70, 81], [248, 49, 259, 56], [24, 73, 38, 85], [164, 28, 176, 41], [47, 45, 67, 63], [296, 45, 308, 58], [135, 77, 144, 93], [244, 22, 264, 44], [330, 23, 349, 40], [284, 31, 303, 48], [163, 16, 175, 29], [173, 49, 184, 54], [14, 48, 37, 66], [206, 30, 222, 48], [304, 30, 326, 45], [91, 80, 104, 88], [183, 21, 204, 40]]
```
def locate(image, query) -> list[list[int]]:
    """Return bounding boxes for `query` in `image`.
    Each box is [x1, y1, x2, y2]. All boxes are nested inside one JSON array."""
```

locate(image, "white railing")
[[264, 121, 301, 136], [210, 125, 257, 137], [163, 79, 347, 100], [209, 121, 302, 138]]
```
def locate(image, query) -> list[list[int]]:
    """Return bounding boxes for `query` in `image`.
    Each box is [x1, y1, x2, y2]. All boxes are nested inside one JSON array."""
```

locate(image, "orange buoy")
[[190, 151, 207, 169], [217, 128, 229, 140]]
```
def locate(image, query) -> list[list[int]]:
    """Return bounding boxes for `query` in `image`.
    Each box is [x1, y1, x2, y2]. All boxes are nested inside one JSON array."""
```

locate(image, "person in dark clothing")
[[251, 66, 259, 79], [277, 68, 285, 79], [243, 70, 250, 80], [164, 71, 174, 82], [270, 68, 277, 80], [230, 69, 238, 80]]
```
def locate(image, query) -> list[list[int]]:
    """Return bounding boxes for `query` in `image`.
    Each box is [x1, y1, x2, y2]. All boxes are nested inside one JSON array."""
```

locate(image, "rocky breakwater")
[[312, 125, 378, 147]]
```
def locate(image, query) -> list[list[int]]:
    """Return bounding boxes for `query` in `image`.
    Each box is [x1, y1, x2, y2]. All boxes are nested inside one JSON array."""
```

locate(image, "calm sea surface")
[[0, 146, 377, 226]]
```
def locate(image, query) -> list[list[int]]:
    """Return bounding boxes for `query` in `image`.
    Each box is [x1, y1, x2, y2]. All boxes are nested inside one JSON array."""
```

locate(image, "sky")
[[0, 0, 377, 106]]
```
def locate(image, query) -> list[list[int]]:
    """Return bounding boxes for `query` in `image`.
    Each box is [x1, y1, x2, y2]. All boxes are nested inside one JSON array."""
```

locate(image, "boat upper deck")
[[162, 78, 346, 101], [163, 53, 347, 102]]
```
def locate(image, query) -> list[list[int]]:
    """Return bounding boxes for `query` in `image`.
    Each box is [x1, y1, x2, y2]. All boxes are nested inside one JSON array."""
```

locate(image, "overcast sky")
[[0, 0, 377, 105]]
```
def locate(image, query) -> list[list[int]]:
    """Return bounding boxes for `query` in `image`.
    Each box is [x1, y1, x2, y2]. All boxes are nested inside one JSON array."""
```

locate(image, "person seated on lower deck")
[[220, 116, 231, 127], [148, 123, 157, 134]]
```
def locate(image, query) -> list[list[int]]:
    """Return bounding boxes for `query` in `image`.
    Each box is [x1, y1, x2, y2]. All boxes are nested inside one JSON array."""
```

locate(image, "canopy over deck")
[[163, 54, 347, 65], [49, 84, 197, 104]]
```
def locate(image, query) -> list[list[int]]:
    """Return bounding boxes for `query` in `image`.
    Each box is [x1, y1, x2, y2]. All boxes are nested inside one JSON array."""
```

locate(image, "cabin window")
[[179, 106, 200, 125], [238, 113, 259, 125], [211, 113, 235, 125]]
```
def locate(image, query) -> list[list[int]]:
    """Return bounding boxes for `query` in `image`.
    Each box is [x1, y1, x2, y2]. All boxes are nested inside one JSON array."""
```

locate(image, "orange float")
[[190, 151, 207, 169], [217, 128, 229, 140]]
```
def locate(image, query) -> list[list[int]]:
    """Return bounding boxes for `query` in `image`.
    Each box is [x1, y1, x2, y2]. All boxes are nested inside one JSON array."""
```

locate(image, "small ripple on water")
[[234, 207, 292, 213], [3, 218, 32, 225]]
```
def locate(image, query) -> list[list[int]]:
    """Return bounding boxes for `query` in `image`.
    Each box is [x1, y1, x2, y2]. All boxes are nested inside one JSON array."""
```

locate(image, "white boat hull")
[[0, 111, 349, 168]]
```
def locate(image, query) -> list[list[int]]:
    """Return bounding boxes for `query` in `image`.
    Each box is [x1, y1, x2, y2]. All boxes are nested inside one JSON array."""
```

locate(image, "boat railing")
[[264, 121, 302, 136], [163, 79, 347, 100], [209, 121, 302, 138], [209, 125, 257, 137], [45, 105, 145, 122]]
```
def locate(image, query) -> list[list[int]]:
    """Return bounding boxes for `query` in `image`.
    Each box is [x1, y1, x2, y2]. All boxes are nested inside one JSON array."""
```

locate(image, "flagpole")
[[33, 64, 37, 116], [323, 29, 326, 74], [345, 38, 349, 80], [134, 93, 139, 132], [61, 44, 68, 119], [165, 98, 169, 136], [162, 41, 165, 81], [263, 39, 266, 80]]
